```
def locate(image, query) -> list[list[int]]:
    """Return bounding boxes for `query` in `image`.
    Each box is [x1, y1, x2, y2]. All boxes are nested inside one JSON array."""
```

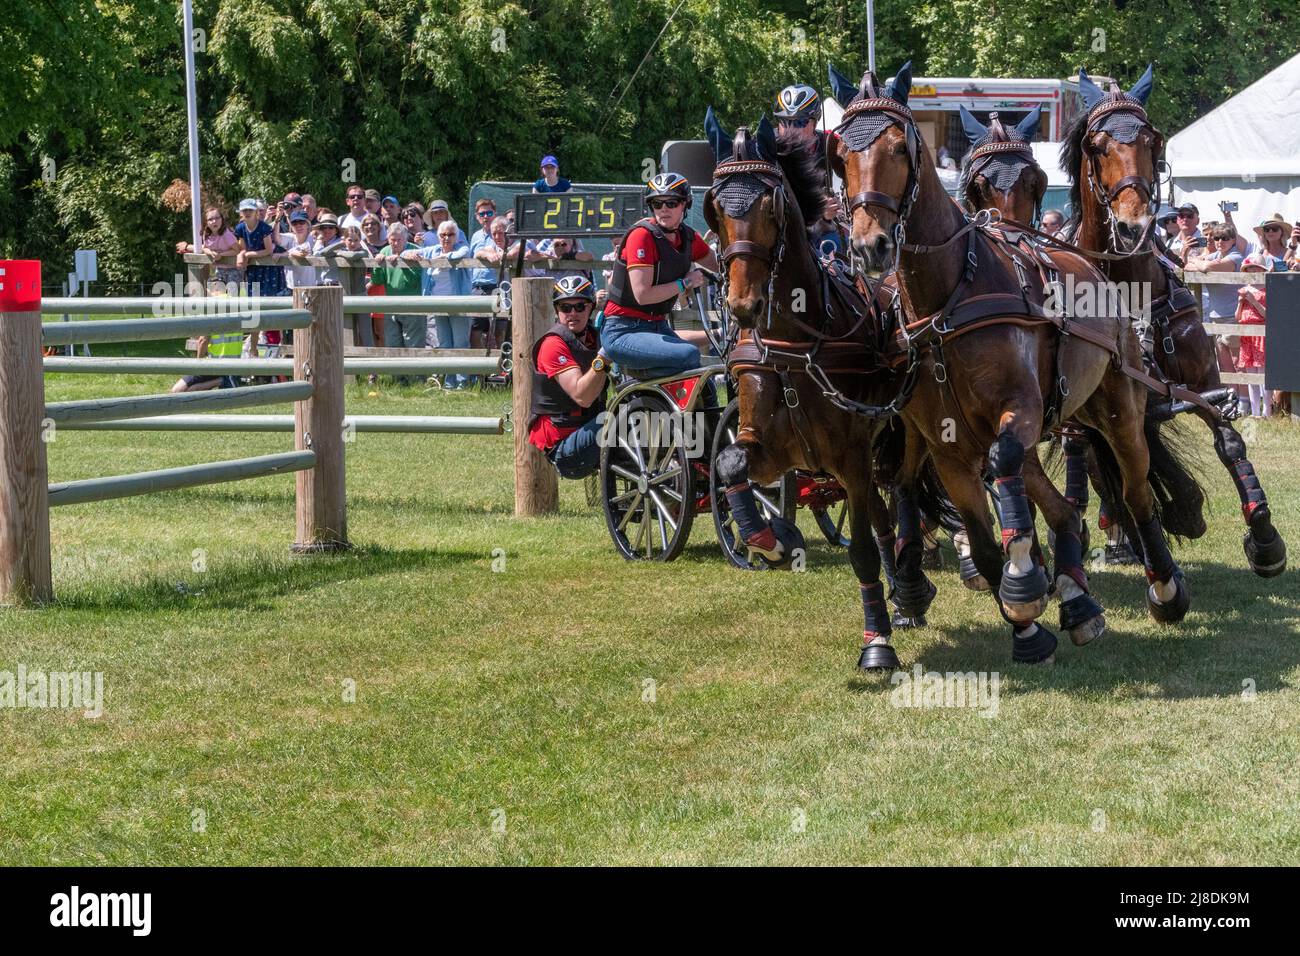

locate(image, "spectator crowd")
[[174, 155, 590, 388]]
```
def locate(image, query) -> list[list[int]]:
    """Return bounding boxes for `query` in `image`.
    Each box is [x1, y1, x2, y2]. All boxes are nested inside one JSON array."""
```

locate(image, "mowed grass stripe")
[[1, 373, 1297, 864]]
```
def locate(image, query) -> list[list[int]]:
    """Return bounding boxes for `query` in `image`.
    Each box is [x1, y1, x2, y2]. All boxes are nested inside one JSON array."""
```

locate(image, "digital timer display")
[[513, 192, 645, 236]]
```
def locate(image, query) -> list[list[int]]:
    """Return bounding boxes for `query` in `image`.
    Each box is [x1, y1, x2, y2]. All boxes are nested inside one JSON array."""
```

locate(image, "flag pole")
[[866, 0, 877, 74], [182, 0, 203, 249]]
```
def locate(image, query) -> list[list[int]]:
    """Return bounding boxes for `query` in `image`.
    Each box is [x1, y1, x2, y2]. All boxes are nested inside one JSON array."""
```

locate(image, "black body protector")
[[529, 321, 606, 435], [605, 219, 698, 317]]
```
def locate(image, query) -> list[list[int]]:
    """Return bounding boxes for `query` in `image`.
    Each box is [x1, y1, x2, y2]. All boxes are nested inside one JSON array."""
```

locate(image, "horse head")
[[704, 114, 793, 327], [1077, 64, 1164, 251], [959, 106, 1046, 226], [830, 59, 918, 274]]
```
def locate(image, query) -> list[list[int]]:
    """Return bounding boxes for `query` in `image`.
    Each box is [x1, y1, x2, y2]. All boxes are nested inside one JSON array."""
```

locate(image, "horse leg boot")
[[1062, 432, 1091, 554], [890, 486, 938, 623], [715, 442, 804, 569], [989, 432, 1050, 624], [1023, 454, 1105, 646], [1137, 515, 1191, 623], [1214, 422, 1287, 577], [931, 451, 1056, 664], [846, 486, 901, 671]]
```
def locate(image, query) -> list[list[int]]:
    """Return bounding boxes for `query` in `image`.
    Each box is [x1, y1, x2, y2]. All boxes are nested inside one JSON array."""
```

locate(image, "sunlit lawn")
[[2, 348, 1298, 864]]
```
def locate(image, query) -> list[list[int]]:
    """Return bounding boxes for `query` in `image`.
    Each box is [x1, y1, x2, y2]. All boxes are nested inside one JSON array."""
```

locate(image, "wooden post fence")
[[292, 285, 350, 552], [0, 306, 53, 605], [511, 276, 558, 516]]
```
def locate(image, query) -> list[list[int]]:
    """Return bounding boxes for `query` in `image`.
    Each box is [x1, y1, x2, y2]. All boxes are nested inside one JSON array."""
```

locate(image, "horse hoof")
[[1146, 572, 1191, 625], [893, 575, 937, 619], [959, 554, 989, 591], [1059, 593, 1106, 646], [1243, 524, 1286, 579], [858, 641, 901, 672], [891, 611, 926, 630], [760, 517, 806, 571], [998, 565, 1049, 624], [1012, 623, 1058, 664]]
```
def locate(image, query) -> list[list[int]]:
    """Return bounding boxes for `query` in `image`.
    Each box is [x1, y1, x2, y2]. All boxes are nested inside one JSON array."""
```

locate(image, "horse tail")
[[916, 460, 965, 535], [1079, 417, 1207, 546], [1142, 416, 1208, 541]]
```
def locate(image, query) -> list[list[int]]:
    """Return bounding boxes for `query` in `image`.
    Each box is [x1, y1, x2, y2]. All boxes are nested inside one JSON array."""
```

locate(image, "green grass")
[[2, 364, 1298, 865]]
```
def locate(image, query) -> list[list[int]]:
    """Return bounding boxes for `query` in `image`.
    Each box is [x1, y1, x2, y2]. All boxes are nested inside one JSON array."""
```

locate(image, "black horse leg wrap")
[[1232, 459, 1268, 519], [1053, 529, 1089, 591], [1063, 439, 1090, 509], [895, 490, 922, 553], [1135, 515, 1177, 584], [875, 533, 898, 589], [993, 476, 1034, 549], [725, 483, 771, 544], [861, 581, 892, 638]]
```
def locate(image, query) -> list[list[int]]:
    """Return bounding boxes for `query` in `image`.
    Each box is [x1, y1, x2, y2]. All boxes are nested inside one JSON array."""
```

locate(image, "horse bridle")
[[962, 128, 1044, 227], [708, 158, 788, 330], [1083, 92, 1167, 224], [836, 96, 923, 274]]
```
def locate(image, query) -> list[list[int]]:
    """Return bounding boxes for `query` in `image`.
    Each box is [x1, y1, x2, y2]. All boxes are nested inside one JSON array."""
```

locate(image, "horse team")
[[704, 61, 1287, 669]]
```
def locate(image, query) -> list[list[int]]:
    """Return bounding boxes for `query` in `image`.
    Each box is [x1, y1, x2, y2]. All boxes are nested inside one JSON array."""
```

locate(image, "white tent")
[[1167, 53, 1300, 232]]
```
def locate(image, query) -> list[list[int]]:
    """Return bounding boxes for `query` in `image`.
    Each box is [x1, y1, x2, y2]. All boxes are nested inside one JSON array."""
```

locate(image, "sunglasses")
[[1215, 235, 1235, 242], [781, 119, 811, 129], [557, 302, 590, 314], [649, 199, 682, 210], [477, 210, 495, 218], [1176, 212, 1196, 218]]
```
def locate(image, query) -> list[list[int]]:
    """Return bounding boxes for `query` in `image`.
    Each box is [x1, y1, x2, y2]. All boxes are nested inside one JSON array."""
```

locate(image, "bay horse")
[[833, 61, 1205, 663], [702, 112, 939, 671], [1063, 66, 1286, 577]]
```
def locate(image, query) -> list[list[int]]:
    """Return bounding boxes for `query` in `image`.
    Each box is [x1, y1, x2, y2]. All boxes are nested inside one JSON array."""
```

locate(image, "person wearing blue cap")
[[380, 195, 402, 226], [533, 156, 571, 194]]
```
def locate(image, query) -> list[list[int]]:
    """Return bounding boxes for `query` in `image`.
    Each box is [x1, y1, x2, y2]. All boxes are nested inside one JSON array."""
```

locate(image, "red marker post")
[[0, 260, 53, 604]]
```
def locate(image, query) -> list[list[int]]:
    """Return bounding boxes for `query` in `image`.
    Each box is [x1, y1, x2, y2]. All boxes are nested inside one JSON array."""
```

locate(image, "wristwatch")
[[592, 355, 609, 373]]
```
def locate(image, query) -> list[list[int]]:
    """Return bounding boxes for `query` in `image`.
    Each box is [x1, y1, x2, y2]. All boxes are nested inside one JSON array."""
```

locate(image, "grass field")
[[2, 344, 1298, 865]]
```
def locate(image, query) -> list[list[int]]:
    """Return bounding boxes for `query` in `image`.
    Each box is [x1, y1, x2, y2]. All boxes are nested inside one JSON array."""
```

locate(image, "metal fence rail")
[[41, 310, 314, 344], [57, 414, 504, 435], [45, 380, 314, 425], [40, 296, 496, 316], [47, 451, 318, 507], [43, 356, 502, 376]]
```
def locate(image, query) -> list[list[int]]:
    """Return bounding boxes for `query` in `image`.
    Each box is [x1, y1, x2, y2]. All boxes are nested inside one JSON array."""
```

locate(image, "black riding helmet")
[[644, 172, 692, 210], [774, 83, 821, 122], [552, 274, 595, 307]]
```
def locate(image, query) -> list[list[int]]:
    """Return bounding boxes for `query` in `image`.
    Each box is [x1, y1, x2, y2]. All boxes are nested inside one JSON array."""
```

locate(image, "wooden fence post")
[[512, 276, 558, 516], [0, 307, 53, 604], [292, 285, 349, 552]]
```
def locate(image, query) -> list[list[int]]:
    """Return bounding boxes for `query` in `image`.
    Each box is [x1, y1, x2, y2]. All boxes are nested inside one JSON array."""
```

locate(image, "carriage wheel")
[[810, 498, 851, 548], [600, 393, 695, 562], [710, 400, 796, 570]]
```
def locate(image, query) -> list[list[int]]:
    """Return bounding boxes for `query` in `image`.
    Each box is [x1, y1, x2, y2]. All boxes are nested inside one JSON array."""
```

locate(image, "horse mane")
[[1059, 108, 1091, 231], [775, 129, 828, 226]]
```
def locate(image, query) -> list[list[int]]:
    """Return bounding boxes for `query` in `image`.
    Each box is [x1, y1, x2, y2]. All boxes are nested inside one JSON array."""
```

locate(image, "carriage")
[[595, 277, 849, 568]]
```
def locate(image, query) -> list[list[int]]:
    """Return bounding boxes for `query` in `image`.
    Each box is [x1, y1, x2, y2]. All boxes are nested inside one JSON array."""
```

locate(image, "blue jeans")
[[548, 417, 603, 479], [600, 315, 702, 378], [432, 314, 473, 388]]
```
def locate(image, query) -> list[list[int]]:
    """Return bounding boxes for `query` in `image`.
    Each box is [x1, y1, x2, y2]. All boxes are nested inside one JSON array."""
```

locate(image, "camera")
[[1219, 200, 1238, 213]]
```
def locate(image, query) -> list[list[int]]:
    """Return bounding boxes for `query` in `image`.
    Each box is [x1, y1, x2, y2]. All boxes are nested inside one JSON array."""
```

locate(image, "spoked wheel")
[[810, 497, 851, 548], [710, 399, 796, 570], [601, 393, 695, 561]]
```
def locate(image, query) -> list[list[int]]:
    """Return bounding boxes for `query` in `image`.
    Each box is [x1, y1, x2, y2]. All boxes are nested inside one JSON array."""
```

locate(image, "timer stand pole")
[[512, 276, 559, 516]]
